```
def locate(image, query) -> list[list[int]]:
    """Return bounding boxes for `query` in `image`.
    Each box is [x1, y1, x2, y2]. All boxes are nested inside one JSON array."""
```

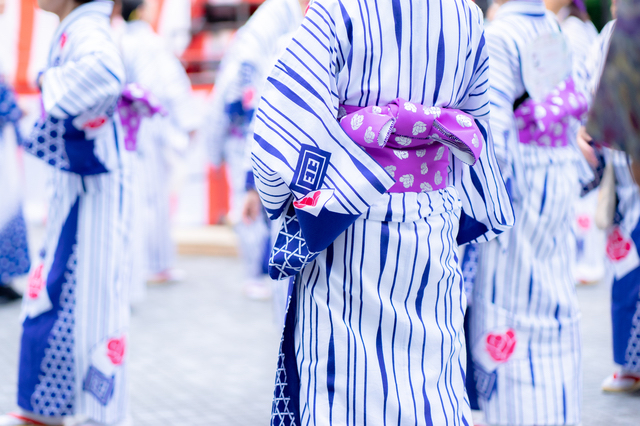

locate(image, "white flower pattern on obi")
[[412, 121, 427, 136], [540, 135, 552, 146], [404, 102, 417, 113], [372, 106, 382, 114], [552, 96, 564, 106], [364, 126, 375, 144], [516, 117, 526, 130], [395, 136, 412, 146], [416, 149, 426, 157], [558, 80, 567, 91], [550, 105, 561, 116], [399, 174, 414, 188], [423, 106, 441, 118], [420, 182, 433, 192], [394, 149, 409, 160], [568, 93, 578, 109], [434, 171, 443, 185], [351, 114, 364, 130], [472, 133, 479, 148], [420, 162, 429, 174], [384, 165, 396, 177], [456, 114, 472, 128], [534, 106, 547, 119], [434, 146, 445, 161]]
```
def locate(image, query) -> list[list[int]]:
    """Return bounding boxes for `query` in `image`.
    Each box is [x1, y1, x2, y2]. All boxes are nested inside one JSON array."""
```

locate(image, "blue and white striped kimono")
[[117, 20, 195, 288], [582, 20, 640, 376], [251, 0, 514, 424], [468, 1, 583, 424], [17, 2, 132, 424], [0, 70, 30, 286]]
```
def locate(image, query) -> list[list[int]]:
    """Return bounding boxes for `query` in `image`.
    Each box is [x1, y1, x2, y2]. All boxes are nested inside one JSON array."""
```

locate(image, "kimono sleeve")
[[41, 25, 125, 119], [453, 20, 515, 245], [251, 0, 394, 220]]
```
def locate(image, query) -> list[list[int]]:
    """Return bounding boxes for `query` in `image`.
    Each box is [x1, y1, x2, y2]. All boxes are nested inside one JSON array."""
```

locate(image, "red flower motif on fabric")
[[107, 337, 126, 365], [27, 264, 45, 299], [293, 191, 321, 209], [242, 87, 256, 110], [606, 227, 632, 261], [576, 215, 591, 230], [60, 33, 67, 48], [83, 116, 107, 129], [486, 329, 517, 362]]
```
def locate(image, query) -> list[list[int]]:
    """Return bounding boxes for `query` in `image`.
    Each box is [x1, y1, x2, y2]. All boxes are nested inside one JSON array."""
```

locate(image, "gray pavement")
[[1, 230, 639, 425]]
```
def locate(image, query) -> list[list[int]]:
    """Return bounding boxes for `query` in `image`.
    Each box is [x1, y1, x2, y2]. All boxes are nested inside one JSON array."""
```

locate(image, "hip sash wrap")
[[514, 77, 588, 147], [117, 83, 167, 151], [268, 99, 484, 279], [339, 99, 483, 193]]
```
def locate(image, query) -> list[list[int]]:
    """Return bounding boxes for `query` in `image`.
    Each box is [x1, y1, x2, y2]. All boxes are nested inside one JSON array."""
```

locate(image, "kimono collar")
[[51, 1, 114, 50], [495, 0, 547, 18]]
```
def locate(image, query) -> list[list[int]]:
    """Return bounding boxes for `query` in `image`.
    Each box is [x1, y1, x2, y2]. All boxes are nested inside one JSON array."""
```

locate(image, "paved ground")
[[1, 227, 639, 425]]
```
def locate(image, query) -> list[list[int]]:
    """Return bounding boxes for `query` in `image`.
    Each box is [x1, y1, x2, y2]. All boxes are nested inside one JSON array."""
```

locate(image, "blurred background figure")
[[202, 0, 305, 302], [467, 0, 588, 424], [545, 0, 607, 285], [0, 0, 30, 305], [141, 0, 192, 56], [113, 0, 200, 289]]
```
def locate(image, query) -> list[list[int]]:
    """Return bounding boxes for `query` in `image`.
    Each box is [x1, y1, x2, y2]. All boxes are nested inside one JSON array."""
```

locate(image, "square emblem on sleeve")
[[290, 145, 331, 194]]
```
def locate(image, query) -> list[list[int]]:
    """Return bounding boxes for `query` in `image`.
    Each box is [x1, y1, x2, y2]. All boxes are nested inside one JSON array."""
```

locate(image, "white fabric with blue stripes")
[[469, 1, 582, 425], [17, 2, 133, 424], [253, 0, 515, 424]]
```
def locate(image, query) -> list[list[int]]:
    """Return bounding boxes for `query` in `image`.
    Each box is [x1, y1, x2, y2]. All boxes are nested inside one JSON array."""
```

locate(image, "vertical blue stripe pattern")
[[469, 2, 582, 425]]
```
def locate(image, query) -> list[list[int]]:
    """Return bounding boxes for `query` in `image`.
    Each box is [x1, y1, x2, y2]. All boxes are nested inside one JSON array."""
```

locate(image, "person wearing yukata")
[[113, 0, 197, 287], [251, 0, 515, 424], [203, 0, 306, 301], [544, 0, 606, 286], [0, 0, 133, 425], [576, 0, 640, 394], [0, 23, 30, 305], [466, 0, 590, 425]]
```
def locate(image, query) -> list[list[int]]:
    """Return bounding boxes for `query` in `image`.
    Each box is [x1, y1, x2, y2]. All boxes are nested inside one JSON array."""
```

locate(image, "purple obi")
[[339, 98, 483, 193], [117, 83, 167, 151], [514, 77, 588, 148]]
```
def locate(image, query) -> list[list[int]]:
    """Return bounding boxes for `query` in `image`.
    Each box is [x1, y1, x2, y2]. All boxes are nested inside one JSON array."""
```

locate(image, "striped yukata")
[[251, 0, 514, 424], [204, 0, 304, 283], [0, 70, 30, 286], [117, 20, 196, 285], [582, 21, 640, 377], [468, 1, 584, 425], [17, 2, 132, 424]]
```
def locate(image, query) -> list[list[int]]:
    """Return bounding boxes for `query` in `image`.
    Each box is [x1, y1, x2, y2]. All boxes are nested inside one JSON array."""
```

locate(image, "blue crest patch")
[[83, 366, 115, 406], [473, 363, 497, 401], [290, 145, 331, 194]]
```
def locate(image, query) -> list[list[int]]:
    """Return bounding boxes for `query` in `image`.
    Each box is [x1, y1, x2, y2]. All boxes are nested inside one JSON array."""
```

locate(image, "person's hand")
[[242, 190, 262, 224], [577, 126, 598, 167]]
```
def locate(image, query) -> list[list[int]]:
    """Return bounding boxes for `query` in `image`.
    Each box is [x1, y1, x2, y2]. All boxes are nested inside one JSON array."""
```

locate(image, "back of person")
[[467, 1, 584, 425], [252, 0, 514, 425]]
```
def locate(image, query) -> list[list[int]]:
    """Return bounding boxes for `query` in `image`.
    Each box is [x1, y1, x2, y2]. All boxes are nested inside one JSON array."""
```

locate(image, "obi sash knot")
[[514, 77, 588, 147], [339, 98, 484, 193], [117, 83, 167, 151]]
